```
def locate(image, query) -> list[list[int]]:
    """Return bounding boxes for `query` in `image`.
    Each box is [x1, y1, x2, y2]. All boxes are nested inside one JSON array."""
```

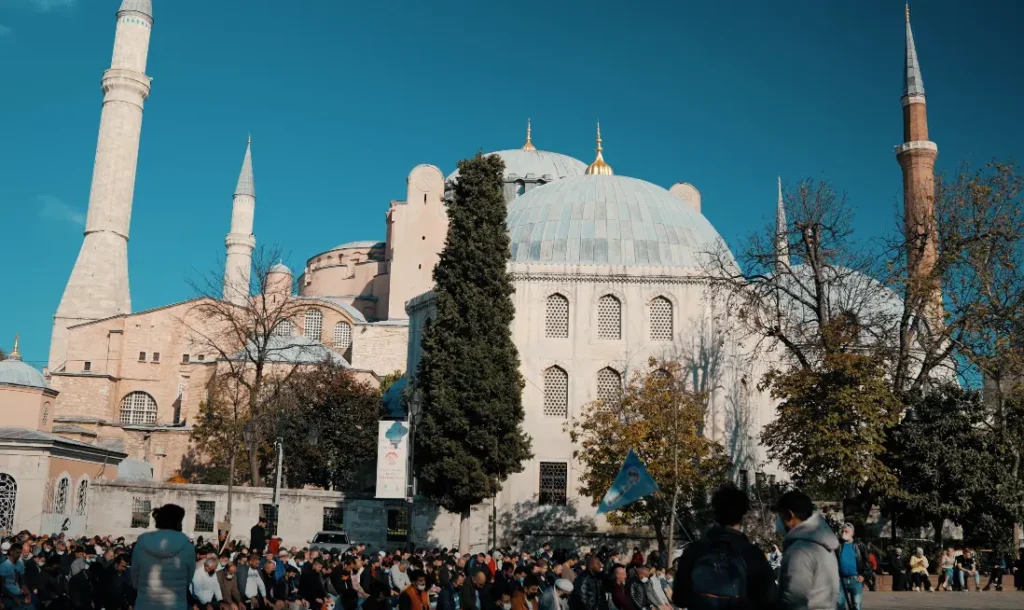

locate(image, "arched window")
[[273, 319, 294, 336], [0, 474, 16, 533], [53, 476, 70, 515], [515, 180, 526, 197], [543, 366, 569, 418], [304, 310, 323, 342], [597, 295, 622, 340], [333, 322, 352, 350], [596, 368, 622, 410], [120, 391, 158, 425], [75, 478, 89, 516], [652, 368, 671, 381], [41, 402, 51, 426], [545, 294, 570, 339], [649, 297, 674, 341]]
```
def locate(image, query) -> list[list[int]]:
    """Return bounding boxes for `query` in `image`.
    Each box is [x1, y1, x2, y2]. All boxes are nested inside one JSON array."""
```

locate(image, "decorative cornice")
[[895, 140, 938, 156], [510, 271, 708, 286], [901, 95, 926, 107]]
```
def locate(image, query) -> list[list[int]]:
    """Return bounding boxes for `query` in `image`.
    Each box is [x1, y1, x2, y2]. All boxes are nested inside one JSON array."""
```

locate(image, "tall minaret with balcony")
[[224, 138, 256, 305], [895, 4, 940, 317], [50, 0, 154, 370]]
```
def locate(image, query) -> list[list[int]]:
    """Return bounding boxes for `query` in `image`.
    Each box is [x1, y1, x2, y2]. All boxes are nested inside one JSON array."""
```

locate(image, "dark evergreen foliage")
[[413, 153, 532, 514]]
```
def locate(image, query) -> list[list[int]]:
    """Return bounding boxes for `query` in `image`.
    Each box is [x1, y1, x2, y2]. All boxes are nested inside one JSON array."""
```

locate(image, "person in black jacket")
[[437, 572, 465, 610], [274, 567, 304, 609], [673, 484, 776, 610], [461, 570, 493, 610], [299, 559, 328, 608], [568, 557, 607, 610], [100, 555, 132, 610], [251, 518, 268, 556]]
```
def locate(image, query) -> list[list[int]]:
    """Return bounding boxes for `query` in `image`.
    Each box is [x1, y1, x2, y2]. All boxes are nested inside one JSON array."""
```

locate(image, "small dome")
[[506, 175, 731, 268], [0, 358, 49, 391], [269, 263, 292, 275], [330, 241, 385, 251], [119, 0, 152, 18], [447, 149, 587, 183]]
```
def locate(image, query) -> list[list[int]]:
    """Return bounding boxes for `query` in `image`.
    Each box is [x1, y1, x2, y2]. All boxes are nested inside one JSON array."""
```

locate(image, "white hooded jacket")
[[131, 529, 197, 610]]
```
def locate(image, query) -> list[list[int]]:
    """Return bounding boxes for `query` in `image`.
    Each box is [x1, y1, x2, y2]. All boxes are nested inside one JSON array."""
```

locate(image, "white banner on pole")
[[375, 420, 410, 499]]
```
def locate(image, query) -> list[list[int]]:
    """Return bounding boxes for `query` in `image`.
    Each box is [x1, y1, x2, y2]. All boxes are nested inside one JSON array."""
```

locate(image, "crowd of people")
[[0, 492, 1021, 610]]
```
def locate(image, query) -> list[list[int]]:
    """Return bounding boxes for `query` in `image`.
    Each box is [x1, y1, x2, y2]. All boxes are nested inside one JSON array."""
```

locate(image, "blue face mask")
[[775, 516, 788, 535]]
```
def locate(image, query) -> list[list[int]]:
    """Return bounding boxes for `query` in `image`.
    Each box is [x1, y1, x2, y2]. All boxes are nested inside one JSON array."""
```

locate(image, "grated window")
[[194, 500, 215, 532], [304, 310, 323, 342], [596, 367, 622, 410], [543, 366, 569, 418], [323, 506, 344, 531], [333, 322, 352, 350], [597, 295, 622, 340], [131, 497, 151, 528], [649, 297, 674, 341], [274, 319, 294, 336], [260, 503, 279, 537], [545, 294, 570, 339], [53, 476, 70, 515], [75, 479, 89, 516], [120, 391, 157, 426], [539, 462, 568, 506]]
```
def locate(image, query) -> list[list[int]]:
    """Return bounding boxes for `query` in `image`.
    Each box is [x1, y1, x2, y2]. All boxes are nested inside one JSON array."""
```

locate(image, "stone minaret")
[[49, 0, 154, 370], [224, 138, 256, 304], [774, 176, 789, 271], [895, 4, 940, 314]]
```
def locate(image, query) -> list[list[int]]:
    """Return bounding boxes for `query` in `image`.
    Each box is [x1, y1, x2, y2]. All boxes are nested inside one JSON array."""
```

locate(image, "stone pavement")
[[863, 590, 1024, 609]]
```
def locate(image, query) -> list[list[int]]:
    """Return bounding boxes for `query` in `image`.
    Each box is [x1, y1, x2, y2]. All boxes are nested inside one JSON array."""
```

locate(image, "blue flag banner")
[[596, 449, 660, 514]]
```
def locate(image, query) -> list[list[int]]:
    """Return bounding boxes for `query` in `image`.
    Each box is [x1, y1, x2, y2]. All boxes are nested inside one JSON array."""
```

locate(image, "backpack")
[[688, 540, 748, 610]]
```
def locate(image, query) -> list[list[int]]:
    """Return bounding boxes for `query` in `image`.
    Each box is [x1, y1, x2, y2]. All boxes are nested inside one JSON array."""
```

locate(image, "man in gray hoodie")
[[774, 491, 839, 610]]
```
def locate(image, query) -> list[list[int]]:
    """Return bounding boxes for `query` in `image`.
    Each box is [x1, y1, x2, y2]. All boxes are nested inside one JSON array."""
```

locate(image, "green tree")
[[759, 351, 901, 522], [413, 153, 532, 552], [569, 359, 731, 555], [277, 360, 383, 491]]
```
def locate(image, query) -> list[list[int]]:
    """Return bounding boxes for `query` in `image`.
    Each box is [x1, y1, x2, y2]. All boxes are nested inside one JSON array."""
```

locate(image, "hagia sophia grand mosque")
[[0, 0, 939, 539]]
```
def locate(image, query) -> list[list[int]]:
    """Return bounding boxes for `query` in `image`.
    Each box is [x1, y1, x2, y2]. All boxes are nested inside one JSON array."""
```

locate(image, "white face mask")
[[503, 604, 512, 610], [842, 533, 853, 542], [640, 577, 649, 583], [416, 585, 426, 592], [226, 574, 234, 580]]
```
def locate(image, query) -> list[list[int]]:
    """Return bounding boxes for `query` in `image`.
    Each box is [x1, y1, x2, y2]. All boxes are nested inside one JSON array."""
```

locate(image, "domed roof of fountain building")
[[506, 174, 732, 269], [0, 337, 49, 391]]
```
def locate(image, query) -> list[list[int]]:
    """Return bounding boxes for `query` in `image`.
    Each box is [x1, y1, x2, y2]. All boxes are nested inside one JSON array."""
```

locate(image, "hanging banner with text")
[[375, 420, 410, 499]]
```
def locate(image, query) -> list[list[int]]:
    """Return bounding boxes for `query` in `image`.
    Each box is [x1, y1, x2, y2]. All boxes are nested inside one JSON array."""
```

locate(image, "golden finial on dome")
[[8, 334, 21, 361], [522, 118, 536, 151], [905, 2, 910, 22], [585, 122, 613, 176]]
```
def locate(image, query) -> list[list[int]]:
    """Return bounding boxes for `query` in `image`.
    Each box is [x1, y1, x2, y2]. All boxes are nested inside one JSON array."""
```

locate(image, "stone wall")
[[351, 324, 408, 377]]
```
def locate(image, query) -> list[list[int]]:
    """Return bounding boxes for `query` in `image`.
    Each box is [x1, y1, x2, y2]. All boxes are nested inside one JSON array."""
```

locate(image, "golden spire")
[[8, 334, 21, 361], [585, 122, 613, 175], [905, 2, 910, 23], [522, 118, 536, 151]]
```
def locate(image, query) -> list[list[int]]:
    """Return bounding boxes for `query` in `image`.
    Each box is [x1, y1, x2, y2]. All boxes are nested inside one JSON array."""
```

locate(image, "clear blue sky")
[[1, 0, 1021, 367]]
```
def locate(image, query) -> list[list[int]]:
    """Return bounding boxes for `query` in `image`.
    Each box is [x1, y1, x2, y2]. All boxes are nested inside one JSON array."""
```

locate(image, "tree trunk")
[[668, 488, 678, 563], [459, 508, 471, 554], [932, 518, 943, 545], [248, 444, 261, 486], [226, 447, 237, 521]]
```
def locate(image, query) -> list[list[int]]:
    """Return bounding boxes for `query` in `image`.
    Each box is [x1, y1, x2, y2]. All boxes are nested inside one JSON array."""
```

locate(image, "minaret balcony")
[[894, 140, 938, 156]]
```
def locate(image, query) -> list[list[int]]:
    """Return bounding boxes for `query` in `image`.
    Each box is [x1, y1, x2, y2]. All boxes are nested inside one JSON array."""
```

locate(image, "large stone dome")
[[447, 149, 587, 183], [506, 174, 730, 268]]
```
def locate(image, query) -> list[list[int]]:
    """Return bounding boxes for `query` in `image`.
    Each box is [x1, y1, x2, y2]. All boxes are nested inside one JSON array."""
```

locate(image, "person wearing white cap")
[[540, 578, 572, 610]]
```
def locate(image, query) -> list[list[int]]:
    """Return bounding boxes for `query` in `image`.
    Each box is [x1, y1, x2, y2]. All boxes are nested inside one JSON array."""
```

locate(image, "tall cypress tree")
[[413, 153, 531, 551]]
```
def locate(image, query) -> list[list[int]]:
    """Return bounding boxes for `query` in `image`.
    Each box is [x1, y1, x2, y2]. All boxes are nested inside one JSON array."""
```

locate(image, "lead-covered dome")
[[506, 175, 730, 268], [0, 356, 49, 391], [447, 149, 587, 183]]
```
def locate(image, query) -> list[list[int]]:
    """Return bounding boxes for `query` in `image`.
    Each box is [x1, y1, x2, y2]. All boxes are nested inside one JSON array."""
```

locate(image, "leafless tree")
[[183, 245, 310, 487]]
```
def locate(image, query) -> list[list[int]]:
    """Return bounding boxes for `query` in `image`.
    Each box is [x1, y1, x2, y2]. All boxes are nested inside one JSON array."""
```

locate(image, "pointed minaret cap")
[[235, 136, 255, 198], [7, 334, 21, 362], [903, 3, 925, 101], [522, 118, 537, 151], [119, 0, 153, 18], [775, 177, 790, 269], [585, 122, 614, 176]]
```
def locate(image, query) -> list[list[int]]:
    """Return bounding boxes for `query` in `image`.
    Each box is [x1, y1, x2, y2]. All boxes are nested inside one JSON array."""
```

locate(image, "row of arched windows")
[[544, 294, 674, 341], [273, 310, 353, 351], [542, 365, 624, 418], [42, 474, 89, 517]]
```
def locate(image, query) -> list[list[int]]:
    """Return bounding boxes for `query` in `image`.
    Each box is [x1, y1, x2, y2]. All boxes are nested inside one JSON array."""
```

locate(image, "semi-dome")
[[269, 262, 292, 275], [447, 149, 587, 183], [506, 175, 730, 268]]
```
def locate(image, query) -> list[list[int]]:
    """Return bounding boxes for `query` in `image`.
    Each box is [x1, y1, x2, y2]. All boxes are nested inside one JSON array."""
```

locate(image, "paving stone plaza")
[[864, 591, 1023, 609]]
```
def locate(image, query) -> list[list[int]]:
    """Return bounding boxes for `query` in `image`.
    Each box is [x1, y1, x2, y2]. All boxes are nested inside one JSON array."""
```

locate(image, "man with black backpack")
[[673, 484, 776, 610]]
